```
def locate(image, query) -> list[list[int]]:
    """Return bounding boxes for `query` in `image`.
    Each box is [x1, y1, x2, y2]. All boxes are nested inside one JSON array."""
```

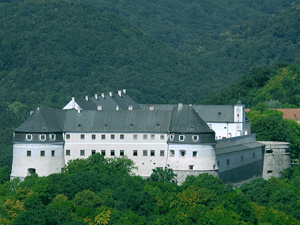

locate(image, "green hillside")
[[0, 0, 211, 109]]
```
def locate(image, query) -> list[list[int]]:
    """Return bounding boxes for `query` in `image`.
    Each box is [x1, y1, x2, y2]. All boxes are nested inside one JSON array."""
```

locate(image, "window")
[[110, 150, 115, 156], [50, 134, 56, 141], [51, 150, 55, 157], [266, 149, 273, 153], [170, 150, 175, 157], [160, 135, 164, 140], [80, 134, 85, 139], [133, 134, 138, 140], [179, 135, 185, 141], [150, 150, 155, 156], [120, 150, 124, 156], [193, 151, 197, 157], [66, 134, 70, 139], [169, 134, 174, 141], [143, 134, 148, 140], [120, 134, 124, 139], [180, 150, 186, 157], [66, 149, 70, 156], [241, 155, 244, 162], [228, 133, 232, 138], [80, 150, 85, 156], [143, 150, 148, 156], [252, 153, 256, 159], [217, 161, 220, 167], [227, 159, 230, 166], [189, 165, 194, 170], [192, 135, 199, 142], [101, 150, 106, 156], [133, 150, 138, 156], [92, 134, 96, 140], [160, 150, 165, 156], [150, 134, 155, 140], [27, 150, 31, 157], [111, 134, 115, 140], [91, 150, 96, 155], [101, 134, 106, 140], [40, 151, 45, 157], [40, 134, 46, 141], [267, 170, 273, 174], [26, 134, 32, 141]]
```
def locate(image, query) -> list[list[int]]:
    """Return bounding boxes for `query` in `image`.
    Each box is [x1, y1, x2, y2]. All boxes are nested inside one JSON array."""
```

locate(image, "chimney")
[[95, 94, 98, 99], [97, 105, 102, 111], [85, 96, 89, 101], [116, 105, 119, 110], [118, 90, 122, 97], [149, 106, 154, 110], [123, 89, 126, 94], [178, 103, 183, 109], [128, 105, 133, 110], [109, 92, 113, 97], [101, 93, 105, 99]]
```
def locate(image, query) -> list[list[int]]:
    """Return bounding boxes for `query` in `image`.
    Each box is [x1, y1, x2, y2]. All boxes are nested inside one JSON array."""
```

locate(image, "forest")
[[1, 0, 300, 223], [1, 154, 300, 224]]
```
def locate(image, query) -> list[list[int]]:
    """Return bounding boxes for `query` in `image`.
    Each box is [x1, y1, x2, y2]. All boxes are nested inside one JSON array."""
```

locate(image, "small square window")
[[66, 134, 70, 139], [133, 134, 138, 140], [40, 151, 45, 157], [179, 135, 185, 141], [66, 149, 70, 156], [111, 134, 115, 140], [40, 134, 46, 141], [143, 134, 148, 140], [241, 155, 244, 161], [169, 135, 174, 141], [50, 134, 56, 141], [180, 150, 186, 157], [80, 134, 85, 139], [133, 150, 138, 156], [193, 151, 197, 157], [120, 134, 124, 139], [192, 135, 199, 142], [150, 134, 155, 140], [160, 150, 164, 156], [143, 150, 147, 156], [92, 134, 96, 140], [51, 150, 55, 157], [101, 150, 106, 156], [111, 150, 115, 156], [252, 153, 256, 159], [102, 134, 106, 140], [150, 150, 155, 156], [160, 135, 164, 140], [189, 165, 194, 170], [27, 150, 31, 157], [170, 150, 175, 157], [80, 150, 85, 156], [26, 134, 32, 141], [91, 150, 96, 155], [120, 150, 124, 156], [227, 159, 230, 166]]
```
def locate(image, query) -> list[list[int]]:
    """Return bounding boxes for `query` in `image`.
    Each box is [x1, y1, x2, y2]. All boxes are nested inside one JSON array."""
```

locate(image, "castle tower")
[[234, 100, 246, 136], [10, 108, 65, 180], [167, 104, 218, 184]]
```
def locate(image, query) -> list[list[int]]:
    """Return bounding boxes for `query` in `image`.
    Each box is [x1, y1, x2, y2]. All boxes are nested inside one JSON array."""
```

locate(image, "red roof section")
[[245, 108, 300, 120]]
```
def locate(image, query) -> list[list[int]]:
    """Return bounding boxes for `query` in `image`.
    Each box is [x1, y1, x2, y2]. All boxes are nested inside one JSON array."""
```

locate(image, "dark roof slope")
[[169, 105, 213, 134], [15, 107, 65, 133]]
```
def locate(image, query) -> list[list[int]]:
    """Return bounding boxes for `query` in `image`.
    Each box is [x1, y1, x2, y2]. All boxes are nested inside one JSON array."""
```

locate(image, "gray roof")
[[140, 104, 236, 122], [76, 93, 141, 111], [16, 106, 213, 134]]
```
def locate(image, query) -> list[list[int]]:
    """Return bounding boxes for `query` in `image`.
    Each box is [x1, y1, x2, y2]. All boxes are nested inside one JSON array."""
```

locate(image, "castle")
[[10, 90, 290, 184]]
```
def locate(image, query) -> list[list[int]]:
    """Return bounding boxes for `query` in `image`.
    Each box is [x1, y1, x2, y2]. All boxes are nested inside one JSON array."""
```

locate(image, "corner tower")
[[167, 104, 218, 184]]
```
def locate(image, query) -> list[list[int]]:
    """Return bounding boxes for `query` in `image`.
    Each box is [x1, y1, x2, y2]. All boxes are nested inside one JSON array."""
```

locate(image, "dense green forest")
[[1, 154, 300, 224]]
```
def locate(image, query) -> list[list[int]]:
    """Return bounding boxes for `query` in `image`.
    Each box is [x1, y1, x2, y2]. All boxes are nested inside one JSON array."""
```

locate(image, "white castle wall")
[[11, 143, 65, 179]]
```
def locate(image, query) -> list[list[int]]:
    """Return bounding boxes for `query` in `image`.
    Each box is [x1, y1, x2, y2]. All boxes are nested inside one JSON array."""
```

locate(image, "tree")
[[148, 167, 177, 184]]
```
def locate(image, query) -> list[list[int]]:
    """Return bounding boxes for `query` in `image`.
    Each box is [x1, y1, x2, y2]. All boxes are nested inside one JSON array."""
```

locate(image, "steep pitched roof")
[[169, 105, 213, 133], [15, 107, 64, 133]]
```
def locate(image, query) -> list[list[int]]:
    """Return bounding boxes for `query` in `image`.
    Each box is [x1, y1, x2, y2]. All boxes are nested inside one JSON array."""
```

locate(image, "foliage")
[[147, 167, 177, 184]]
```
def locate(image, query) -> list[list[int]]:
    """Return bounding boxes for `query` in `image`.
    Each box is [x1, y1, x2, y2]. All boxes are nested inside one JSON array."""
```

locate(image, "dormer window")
[[26, 134, 32, 141], [169, 134, 175, 141], [179, 135, 185, 141], [192, 135, 199, 142], [40, 134, 46, 141], [50, 134, 56, 141]]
